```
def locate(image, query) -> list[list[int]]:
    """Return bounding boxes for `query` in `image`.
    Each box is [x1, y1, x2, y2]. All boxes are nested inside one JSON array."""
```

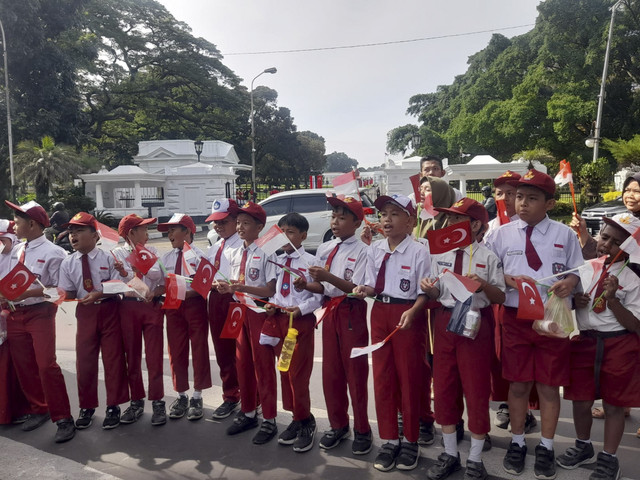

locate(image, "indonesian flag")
[[351, 326, 400, 358], [328, 170, 360, 199], [427, 221, 473, 254], [181, 242, 197, 276], [439, 268, 481, 303], [314, 295, 346, 327], [515, 277, 545, 320], [162, 273, 187, 309], [578, 255, 608, 292], [126, 243, 158, 275], [220, 303, 247, 339], [95, 221, 120, 251], [409, 174, 421, 201], [101, 279, 137, 295], [43, 286, 67, 306], [254, 225, 291, 256], [554, 159, 573, 186], [420, 193, 437, 221], [496, 199, 510, 225], [620, 226, 640, 263], [127, 276, 150, 299], [0, 263, 37, 301], [192, 257, 215, 299]]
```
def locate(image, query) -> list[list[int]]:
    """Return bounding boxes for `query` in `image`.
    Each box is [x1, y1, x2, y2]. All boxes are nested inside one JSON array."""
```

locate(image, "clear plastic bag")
[[532, 293, 573, 338], [446, 298, 481, 340]]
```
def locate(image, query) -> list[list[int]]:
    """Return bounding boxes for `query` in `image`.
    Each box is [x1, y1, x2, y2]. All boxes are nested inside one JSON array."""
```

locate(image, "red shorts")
[[564, 332, 640, 407], [501, 307, 570, 387]]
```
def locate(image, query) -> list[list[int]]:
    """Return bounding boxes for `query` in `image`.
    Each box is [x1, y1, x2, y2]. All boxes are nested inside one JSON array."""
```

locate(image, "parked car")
[[580, 197, 626, 234]]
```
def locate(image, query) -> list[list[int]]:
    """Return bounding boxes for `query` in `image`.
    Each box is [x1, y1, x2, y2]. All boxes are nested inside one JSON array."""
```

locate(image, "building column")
[[459, 177, 467, 196], [95, 183, 104, 210], [134, 181, 142, 208]]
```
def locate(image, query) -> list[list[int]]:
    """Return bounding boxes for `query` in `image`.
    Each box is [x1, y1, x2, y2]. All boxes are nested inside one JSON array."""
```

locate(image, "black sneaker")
[[21, 413, 50, 432], [211, 400, 239, 420], [11, 414, 29, 424], [319, 425, 350, 450], [465, 459, 488, 480], [589, 452, 620, 480], [169, 395, 189, 419], [151, 400, 166, 426], [279, 420, 301, 445], [55, 417, 76, 443], [503, 442, 527, 475], [352, 429, 373, 455], [293, 415, 316, 453], [120, 400, 144, 424], [75, 408, 95, 429], [426, 452, 462, 480], [525, 410, 538, 434], [373, 442, 401, 472], [253, 420, 278, 444], [557, 440, 596, 469], [187, 397, 203, 421], [418, 420, 435, 446], [102, 405, 121, 430], [483, 433, 492, 452], [534, 444, 556, 480], [495, 403, 510, 429], [226, 411, 259, 435], [396, 441, 420, 471]]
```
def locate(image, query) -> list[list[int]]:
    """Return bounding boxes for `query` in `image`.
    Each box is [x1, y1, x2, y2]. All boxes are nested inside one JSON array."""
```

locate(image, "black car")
[[580, 197, 627, 234]]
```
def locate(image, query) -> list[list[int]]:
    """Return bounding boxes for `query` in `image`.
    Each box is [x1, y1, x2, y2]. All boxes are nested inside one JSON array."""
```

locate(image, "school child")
[[205, 199, 243, 420], [352, 194, 430, 471], [216, 202, 278, 444], [488, 169, 583, 479], [157, 213, 211, 421], [2, 200, 75, 442], [57, 212, 129, 430], [112, 214, 167, 426], [264, 213, 322, 453], [483, 170, 521, 246], [420, 198, 505, 480], [557, 213, 640, 480], [294, 195, 373, 456]]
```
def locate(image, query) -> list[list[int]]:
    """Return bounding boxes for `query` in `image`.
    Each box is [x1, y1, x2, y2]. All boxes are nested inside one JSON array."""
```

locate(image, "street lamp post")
[[250, 67, 277, 201], [194, 140, 203, 162], [0, 18, 14, 200]]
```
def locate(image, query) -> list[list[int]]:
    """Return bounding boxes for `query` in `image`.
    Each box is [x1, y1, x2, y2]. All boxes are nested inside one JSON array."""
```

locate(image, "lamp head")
[[194, 140, 204, 155], [264, 67, 277, 74]]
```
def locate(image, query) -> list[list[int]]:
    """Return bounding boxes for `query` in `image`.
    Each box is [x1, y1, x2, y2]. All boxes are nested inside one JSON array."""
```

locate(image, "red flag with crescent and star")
[[126, 243, 158, 275], [0, 262, 37, 301], [515, 277, 545, 320], [220, 302, 247, 339], [426, 220, 473, 254], [192, 257, 215, 299]]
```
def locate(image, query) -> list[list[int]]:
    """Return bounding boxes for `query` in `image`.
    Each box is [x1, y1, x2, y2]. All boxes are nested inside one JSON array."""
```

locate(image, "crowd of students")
[[0, 160, 639, 480]]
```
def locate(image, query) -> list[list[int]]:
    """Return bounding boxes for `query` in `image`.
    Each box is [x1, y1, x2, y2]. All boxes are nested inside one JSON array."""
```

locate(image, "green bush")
[[552, 201, 574, 216]]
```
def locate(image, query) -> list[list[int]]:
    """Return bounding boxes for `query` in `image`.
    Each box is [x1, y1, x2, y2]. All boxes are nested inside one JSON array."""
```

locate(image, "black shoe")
[[503, 442, 527, 475], [534, 445, 556, 480], [319, 425, 350, 450], [21, 413, 50, 432], [169, 395, 189, 419], [55, 417, 76, 443], [226, 411, 259, 435], [396, 441, 420, 471], [373, 442, 401, 472], [418, 420, 435, 446], [465, 459, 488, 480], [75, 408, 95, 429], [557, 440, 596, 470], [120, 400, 144, 424], [456, 419, 464, 443], [525, 410, 538, 434], [211, 400, 239, 420], [293, 415, 316, 453], [589, 452, 620, 480], [151, 400, 166, 426], [102, 405, 121, 430], [11, 414, 29, 425], [483, 433, 492, 452], [187, 397, 203, 421], [279, 420, 301, 445], [495, 403, 509, 429], [427, 452, 462, 480], [352, 429, 373, 455], [253, 420, 278, 444]]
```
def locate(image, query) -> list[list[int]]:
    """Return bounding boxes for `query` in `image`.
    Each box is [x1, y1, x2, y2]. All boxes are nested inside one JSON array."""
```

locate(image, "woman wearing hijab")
[[416, 176, 457, 237]]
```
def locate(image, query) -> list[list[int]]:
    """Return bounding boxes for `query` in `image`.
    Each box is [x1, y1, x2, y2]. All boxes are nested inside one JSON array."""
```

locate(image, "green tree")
[[579, 157, 611, 205], [325, 152, 358, 172], [602, 135, 640, 168]]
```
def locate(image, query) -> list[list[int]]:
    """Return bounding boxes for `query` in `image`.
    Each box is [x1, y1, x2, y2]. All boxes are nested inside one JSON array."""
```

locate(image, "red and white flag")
[[126, 243, 158, 275], [95, 221, 120, 251], [162, 273, 186, 309], [314, 295, 346, 327], [439, 268, 481, 303], [420, 193, 437, 221], [350, 326, 401, 358], [427, 221, 473, 254], [254, 225, 291, 256], [181, 242, 197, 276], [0, 263, 37, 301], [220, 303, 247, 339], [43, 286, 67, 306], [496, 199, 510, 225], [409, 174, 421, 201], [328, 170, 360, 199], [515, 277, 545, 320], [554, 160, 573, 187], [578, 255, 608, 292], [192, 257, 215, 299], [102, 279, 136, 295], [620, 226, 640, 264]]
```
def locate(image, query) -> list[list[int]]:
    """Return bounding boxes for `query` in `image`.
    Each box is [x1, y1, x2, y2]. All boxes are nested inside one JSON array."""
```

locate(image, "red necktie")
[[175, 250, 183, 276], [213, 239, 225, 271], [324, 243, 341, 271], [374, 252, 391, 295], [592, 272, 608, 313], [238, 248, 248, 285], [81, 254, 94, 292], [454, 249, 464, 275], [280, 257, 293, 297], [525, 225, 542, 271]]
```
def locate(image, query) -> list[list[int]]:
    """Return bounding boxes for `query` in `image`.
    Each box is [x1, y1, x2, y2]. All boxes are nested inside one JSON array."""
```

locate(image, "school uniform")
[[489, 216, 583, 386], [226, 242, 278, 418], [206, 232, 243, 405], [59, 247, 129, 409], [5, 235, 72, 422], [366, 235, 430, 442], [161, 244, 212, 393], [431, 241, 505, 435], [269, 247, 322, 421], [112, 244, 165, 402], [315, 235, 370, 433]]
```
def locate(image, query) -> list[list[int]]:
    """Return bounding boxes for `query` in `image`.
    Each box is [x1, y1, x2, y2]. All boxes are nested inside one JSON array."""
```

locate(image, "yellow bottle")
[[277, 328, 298, 372]]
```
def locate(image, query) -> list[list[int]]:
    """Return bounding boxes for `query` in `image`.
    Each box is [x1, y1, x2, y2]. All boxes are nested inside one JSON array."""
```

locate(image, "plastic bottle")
[[0, 309, 9, 346], [277, 328, 298, 372]]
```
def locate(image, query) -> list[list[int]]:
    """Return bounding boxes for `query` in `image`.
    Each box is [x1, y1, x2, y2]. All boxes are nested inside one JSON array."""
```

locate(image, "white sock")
[[512, 433, 526, 448], [443, 432, 458, 457], [540, 436, 554, 451], [602, 450, 616, 457], [384, 438, 400, 446], [577, 438, 591, 445], [192, 390, 202, 400], [468, 437, 484, 462], [264, 417, 275, 424], [178, 391, 188, 398], [244, 410, 256, 418]]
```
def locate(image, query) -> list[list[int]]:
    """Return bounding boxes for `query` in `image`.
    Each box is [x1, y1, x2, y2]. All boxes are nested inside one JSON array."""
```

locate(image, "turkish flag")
[[426, 221, 473, 254], [515, 277, 545, 320], [192, 257, 215, 299], [220, 303, 247, 339], [496, 199, 510, 225], [162, 273, 186, 310], [409, 174, 421, 201], [126, 243, 158, 275], [0, 263, 37, 301]]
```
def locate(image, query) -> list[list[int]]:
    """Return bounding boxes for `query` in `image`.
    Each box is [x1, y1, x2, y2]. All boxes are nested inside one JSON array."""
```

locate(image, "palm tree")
[[14, 136, 83, 203]]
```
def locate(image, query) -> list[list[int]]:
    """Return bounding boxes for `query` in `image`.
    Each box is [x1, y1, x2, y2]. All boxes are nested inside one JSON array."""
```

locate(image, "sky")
[[157, 0, 543, 168]]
